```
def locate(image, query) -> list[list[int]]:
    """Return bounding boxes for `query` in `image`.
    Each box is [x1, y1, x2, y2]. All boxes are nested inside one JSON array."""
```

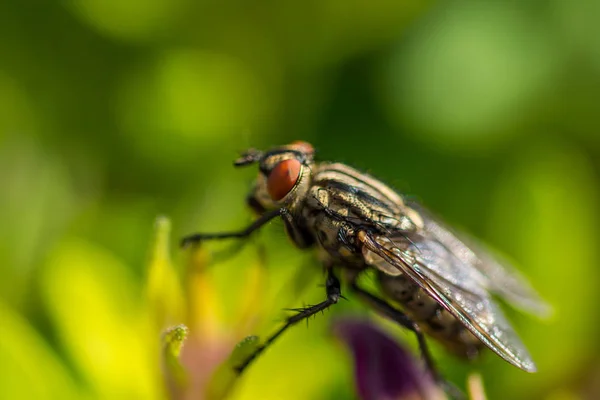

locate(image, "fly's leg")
[[349, 282, 437, 375], [180, 208, 286, 247], [234, 269, 341, 374], [350, 282, 464, 400]]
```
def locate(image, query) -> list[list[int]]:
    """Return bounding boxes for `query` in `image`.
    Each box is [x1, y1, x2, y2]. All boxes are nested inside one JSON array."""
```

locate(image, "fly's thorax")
[[309, 162, 424, 232], [296, 163, 426, 267]]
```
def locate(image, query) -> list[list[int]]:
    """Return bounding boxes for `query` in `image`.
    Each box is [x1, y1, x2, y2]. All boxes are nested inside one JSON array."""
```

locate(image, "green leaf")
[[146, 216, 186, 328], [228, 335, 261, 367], [41, 238, 161, 399], [0, 301, 84, 400]]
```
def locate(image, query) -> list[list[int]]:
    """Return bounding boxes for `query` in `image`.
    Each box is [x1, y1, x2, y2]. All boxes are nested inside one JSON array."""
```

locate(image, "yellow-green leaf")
[[146, 216, 186, 328]]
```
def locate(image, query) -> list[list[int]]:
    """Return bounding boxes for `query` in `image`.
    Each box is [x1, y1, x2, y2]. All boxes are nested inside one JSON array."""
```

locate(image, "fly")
[[181, 141, 549, 391]]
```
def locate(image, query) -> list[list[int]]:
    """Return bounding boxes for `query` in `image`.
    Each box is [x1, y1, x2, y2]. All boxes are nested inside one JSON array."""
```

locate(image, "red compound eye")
[[267, 159, 302, 201]]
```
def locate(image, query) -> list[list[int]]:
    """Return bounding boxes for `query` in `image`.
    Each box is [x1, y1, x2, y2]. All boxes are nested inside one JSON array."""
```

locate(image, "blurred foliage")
[[1, 0, 600, 399]]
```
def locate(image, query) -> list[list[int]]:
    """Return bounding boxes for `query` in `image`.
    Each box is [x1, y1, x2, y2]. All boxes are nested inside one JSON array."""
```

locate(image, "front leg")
[[180, 208, 285, 247], [234, 269, 341, 373]]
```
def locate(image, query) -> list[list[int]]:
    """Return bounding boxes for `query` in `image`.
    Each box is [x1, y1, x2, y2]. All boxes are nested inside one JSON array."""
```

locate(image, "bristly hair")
[[234, 148, 263, 167]]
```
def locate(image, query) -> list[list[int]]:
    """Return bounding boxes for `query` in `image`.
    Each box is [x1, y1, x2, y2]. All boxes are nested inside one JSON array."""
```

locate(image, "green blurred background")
[[2, 1, 600, 399]]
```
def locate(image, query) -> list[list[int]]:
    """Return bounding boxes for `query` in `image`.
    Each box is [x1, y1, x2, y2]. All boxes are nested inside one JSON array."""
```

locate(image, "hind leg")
[[350, 282, 464, 399]]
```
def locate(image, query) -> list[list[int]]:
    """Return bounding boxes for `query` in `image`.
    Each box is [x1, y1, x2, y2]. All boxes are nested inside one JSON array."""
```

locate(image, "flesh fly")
[[181, 141, 549, 390]]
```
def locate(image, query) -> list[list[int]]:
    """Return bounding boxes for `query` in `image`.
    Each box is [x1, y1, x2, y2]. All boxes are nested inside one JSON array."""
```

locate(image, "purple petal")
[[332, 317, 440, 400]]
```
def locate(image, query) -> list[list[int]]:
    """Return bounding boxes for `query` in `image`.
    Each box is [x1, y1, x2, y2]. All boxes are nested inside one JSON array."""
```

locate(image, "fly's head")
[[234, 141, 316, 214]]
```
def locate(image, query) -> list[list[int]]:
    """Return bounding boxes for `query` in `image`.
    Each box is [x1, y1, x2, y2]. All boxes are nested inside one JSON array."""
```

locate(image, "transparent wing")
[[410, 203, 552, 317], [360, 231, 537, 372]]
